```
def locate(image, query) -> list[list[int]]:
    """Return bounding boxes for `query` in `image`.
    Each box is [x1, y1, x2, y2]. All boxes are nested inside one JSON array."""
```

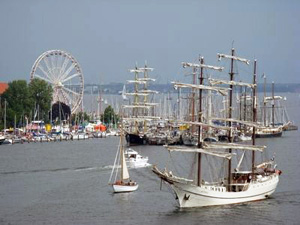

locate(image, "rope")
[[108, 141, 121, 184]]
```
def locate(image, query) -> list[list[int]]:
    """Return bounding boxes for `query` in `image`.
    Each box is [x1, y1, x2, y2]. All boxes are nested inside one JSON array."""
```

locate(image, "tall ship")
[[123, 63, 159, 145], [152, 49, 281, 208], [254, 75, 286, 138]]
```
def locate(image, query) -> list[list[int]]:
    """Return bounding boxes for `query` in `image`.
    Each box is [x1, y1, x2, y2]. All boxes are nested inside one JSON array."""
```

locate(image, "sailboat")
[[121, 84, 128, 101], [256, 77, 283, 138], [109, 124, 138, 193], [152, 49, 281, 208]]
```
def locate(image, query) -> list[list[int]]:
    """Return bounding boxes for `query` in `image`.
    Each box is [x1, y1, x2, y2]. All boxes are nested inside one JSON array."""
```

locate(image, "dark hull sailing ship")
[[123, 63, 158, 146], [152, 49, 281, 208], [125, 133, 147, 145]]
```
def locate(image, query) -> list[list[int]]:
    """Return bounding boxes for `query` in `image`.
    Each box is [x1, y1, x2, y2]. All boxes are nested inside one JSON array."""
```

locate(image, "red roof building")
[[0, 83, 8, 95]]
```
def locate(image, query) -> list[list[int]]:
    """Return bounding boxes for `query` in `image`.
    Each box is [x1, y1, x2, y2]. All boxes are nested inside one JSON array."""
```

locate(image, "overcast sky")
[[0, 0, 299, 85]]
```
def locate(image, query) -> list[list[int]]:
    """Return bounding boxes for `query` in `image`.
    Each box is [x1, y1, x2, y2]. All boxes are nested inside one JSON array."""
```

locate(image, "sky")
[[0, 0, 299, 85]]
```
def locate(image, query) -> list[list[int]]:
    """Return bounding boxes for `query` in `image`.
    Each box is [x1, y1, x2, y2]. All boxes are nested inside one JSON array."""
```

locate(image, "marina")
[[1, 0, 300, 224]]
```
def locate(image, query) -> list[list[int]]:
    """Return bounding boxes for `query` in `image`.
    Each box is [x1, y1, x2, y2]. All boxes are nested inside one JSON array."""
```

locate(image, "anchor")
[[184, 194, 190, 201]]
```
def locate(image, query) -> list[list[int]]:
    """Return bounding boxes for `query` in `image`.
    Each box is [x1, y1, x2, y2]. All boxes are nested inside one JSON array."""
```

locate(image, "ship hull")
[[170, 175, 279, 208], [0, 136, 5, 145], [255, 126, 283, 138], [113, 184, 138, 193], [125, 133, 147, 146], [255, 131, 282, 138]]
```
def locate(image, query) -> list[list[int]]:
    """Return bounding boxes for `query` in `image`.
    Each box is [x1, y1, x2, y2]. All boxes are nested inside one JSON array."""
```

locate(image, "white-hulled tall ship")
[[256, 76, 283, 138], [152, 49, 281, 208]]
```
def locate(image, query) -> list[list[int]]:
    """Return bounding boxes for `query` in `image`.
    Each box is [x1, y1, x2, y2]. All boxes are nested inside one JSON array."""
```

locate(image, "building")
[[0, 82, 8, 95]]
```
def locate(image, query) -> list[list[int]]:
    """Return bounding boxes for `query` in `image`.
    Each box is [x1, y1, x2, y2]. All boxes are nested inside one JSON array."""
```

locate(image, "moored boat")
[[0, 135, 5, 145]]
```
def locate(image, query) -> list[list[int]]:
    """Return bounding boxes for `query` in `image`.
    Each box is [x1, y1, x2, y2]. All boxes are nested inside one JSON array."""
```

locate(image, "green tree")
[[0, 79, 53, 129], [71, 111, 90, 125], [29, 78, 53, 123], [1, 80, 33, 129], [102, 105, 119, 125]]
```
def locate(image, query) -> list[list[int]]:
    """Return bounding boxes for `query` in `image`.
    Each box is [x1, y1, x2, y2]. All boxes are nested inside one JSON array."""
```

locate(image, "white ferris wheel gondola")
[[30, 50, 84, 113]]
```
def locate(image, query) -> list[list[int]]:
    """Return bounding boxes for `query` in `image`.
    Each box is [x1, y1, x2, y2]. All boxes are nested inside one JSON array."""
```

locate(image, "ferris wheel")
[[30, 50, 84, 114]]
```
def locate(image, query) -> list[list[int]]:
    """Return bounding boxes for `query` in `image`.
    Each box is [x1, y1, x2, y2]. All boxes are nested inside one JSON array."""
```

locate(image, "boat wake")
[[0, 163, 152, 176], [1, 165, 111, 175]]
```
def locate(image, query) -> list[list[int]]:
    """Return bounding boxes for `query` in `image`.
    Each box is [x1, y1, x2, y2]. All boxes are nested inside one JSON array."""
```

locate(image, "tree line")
[[0, 79, 52, 130], [0, 79, 119, 130]]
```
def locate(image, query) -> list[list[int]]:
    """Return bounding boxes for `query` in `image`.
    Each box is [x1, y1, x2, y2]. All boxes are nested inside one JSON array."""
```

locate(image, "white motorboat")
[[125, 148, 149, 168], [238, 133, 252, 141], [72, 132, 89, 140]]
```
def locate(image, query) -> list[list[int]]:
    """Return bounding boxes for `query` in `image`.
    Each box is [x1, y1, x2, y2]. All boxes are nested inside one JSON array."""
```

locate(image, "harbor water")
[[0, 95, 300, 225]]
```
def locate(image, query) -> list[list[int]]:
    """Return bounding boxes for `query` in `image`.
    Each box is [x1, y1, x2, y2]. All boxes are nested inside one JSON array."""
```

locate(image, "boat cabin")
[[231, 171, 252, 192]]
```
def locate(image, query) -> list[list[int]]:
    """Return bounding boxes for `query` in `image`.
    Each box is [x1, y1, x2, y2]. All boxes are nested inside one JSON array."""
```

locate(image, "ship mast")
[[197, 57, 204, 186], [143, 63, 148, 133], [181, 59, 224, 186], [263, 74, 267, 126], [228, 48, 234, 192], [192, 66, 196, 133], [217, 48, 250, 191], [252, 60, 257, 176], [134, 64, 139, 134], [272, 81, 275, 127]]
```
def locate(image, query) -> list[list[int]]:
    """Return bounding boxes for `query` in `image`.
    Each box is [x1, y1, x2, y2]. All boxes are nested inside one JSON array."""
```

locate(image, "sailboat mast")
[[4, 99, 6, 134], [191, 66, 196, 133], [134, 66, 139, 133], [120, 128, 125, 181], [197, 57, 204, 186], [227, 48, 235, 191], [252, 60, 257, 176], [143, 64, 148, 133], [263, 74, 266, 126], [272, 82, 275, 127], [239, 85, 242, 121], [244, 87, 247, 121]]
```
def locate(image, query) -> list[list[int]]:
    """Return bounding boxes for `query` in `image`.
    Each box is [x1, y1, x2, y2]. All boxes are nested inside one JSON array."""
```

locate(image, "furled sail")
[[129, 67, 154, 73], [181, 62, 224, 71], [139, 90, 159, 94], [209, 78, 255, 89], [203, 143, 266, 152], [217, 53, 250, 65], [264, 96, 284, 102], [138, 67, 154, 72], [165, 146, 235, 159], [137, 78, 156, 81], [124, 92, 149, 96], [171, 82, 230, 96], [129, 69, 144, 73], [127, 80, 147, 84]]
